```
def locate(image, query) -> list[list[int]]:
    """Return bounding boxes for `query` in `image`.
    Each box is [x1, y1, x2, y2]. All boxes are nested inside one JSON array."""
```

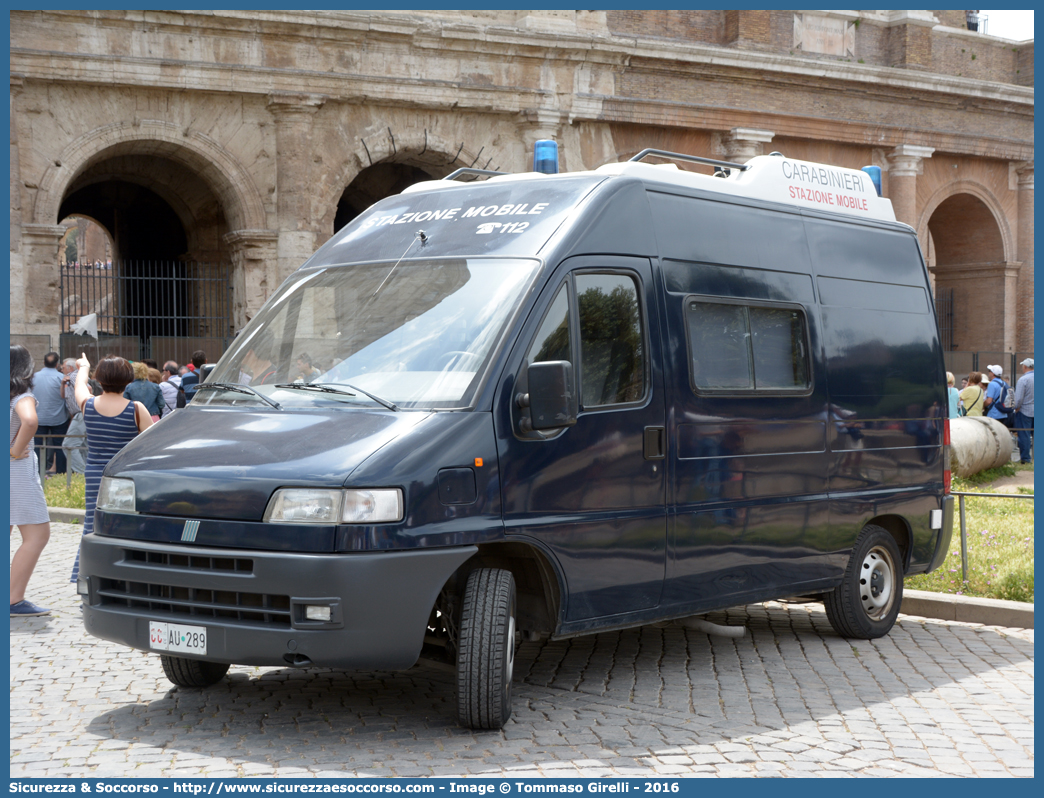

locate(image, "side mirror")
[[525, 361, 577, 431], [200, 363, 215, 383]]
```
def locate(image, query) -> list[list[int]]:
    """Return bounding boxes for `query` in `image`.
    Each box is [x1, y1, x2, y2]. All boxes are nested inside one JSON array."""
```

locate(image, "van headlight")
[[264, 489, 344, 524], [342, 489, 403, 524], [97, 477, 136, 513], [263, 488, 403, 524]]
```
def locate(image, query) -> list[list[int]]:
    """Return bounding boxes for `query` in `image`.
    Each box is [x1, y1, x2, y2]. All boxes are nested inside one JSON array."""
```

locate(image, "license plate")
[[149, 621, 207, 654]]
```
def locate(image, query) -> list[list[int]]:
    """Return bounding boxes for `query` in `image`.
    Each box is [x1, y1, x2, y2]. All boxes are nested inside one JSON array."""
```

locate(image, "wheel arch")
[[866, 514, 913, 572], [446, 541, 564, 636]]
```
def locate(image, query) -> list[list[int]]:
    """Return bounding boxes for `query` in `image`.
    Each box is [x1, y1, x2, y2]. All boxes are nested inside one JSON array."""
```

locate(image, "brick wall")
[[723, 10, 774, 50], [935, 11, 969, 29], [606, 10, 723, 44], [889, 24, 933, 70], [1016, 43, 1034, 86], [933, 34, 1022, 82], [607, 11, 1030, 86]]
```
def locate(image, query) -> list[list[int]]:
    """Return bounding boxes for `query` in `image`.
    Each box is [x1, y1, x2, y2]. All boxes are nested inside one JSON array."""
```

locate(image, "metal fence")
[[944, 351, 1035, 384], [59, 260, 234, 365], [936, 287, 954, 352], [950, 490, 1034, 584], [33, 433, 86, 488]]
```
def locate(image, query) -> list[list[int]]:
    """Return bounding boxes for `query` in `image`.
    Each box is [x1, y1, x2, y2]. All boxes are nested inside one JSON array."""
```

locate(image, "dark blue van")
[[78, 148, 954, 729]]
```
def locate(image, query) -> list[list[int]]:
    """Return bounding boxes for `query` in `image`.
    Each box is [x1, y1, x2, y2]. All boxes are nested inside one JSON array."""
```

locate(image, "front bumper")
[[79, 533, 476, 670]]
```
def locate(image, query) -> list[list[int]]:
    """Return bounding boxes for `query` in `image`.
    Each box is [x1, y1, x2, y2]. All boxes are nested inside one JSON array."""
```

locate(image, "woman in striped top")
[[70, 354, 153, 582]]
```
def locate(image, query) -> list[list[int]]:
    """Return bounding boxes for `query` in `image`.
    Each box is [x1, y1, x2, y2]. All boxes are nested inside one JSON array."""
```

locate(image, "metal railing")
[[944, 351, 1034, 383], [950, 490, 1034, 584], [58, 259, 234, 364], [32, 434, 86, 488]]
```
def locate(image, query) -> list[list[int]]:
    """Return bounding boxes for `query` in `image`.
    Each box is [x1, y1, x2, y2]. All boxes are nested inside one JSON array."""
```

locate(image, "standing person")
[[70, 355, 153, 582], [60, 358, 87, 474], [33, 352, 69, 476], [163, 361, 182, 389], [180, 350, 207, 400], [946, 372, 960, 420], [983, 364, 1013, 428], [123, 361, 164, 422], [9, 345, 51, 616], [158, 362, 180, 416], [958, 372, 985, 417], [1014, 358, 1034, 465]]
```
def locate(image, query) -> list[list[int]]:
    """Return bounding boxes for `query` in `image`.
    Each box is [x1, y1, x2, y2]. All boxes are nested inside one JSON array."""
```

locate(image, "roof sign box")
[[595, 155, 897, 223], [399, 151, 897, 225]]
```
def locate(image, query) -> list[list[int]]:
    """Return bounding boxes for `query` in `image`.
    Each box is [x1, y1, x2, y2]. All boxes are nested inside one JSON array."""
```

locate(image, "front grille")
[[97, 578, 291, 627], [121, 548, 253, 574]]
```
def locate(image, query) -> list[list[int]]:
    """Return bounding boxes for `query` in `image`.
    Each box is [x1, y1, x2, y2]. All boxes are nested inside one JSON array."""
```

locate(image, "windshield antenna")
[[372, 229, 427, 299]]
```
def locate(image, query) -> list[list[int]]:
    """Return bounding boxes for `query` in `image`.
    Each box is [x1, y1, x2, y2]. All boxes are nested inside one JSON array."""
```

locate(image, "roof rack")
[[629, 148, 751, 172], [443, 167, 508, 182]]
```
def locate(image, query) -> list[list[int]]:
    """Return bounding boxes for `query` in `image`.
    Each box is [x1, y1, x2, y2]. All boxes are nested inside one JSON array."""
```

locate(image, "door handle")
[[643, 426, 665, 460]]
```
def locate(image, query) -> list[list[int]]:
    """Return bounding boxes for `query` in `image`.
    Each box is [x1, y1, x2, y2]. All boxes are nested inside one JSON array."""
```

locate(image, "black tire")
[[160, 655, 230, 688], [824, 524, 904, 639], [456, 568, 516, 730]]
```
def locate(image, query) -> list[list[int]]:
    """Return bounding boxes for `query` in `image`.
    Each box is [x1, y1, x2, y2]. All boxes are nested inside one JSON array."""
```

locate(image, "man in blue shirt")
[[983, 364, 1013, 428], [33, 352, 70, 474], [180, 350, 207, 400], [1014, 358, 1034, 465]]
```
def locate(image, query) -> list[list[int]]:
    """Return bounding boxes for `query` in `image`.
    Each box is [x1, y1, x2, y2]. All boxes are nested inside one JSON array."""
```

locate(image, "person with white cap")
[[1014, 358, 1033, 464], [983, 364, 1013, 428]]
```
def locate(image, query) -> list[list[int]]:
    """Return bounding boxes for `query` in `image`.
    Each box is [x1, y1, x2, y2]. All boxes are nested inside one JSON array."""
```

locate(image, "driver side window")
[[525, 272, 647, 410], [527, 284, 572, 365]]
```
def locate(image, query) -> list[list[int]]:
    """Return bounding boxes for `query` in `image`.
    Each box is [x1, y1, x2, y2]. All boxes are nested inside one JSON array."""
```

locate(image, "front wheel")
[[160, 655, 230, 688], [456, 568, 516, 730], [824, 525, 903, 639]]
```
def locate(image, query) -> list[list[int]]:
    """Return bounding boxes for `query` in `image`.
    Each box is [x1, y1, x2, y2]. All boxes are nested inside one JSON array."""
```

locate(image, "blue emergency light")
[[533, 140, 559, 174], [861, 165, 882, 196]]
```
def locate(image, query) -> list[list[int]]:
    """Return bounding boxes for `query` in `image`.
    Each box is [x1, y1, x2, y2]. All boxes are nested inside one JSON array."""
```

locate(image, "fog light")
[[76, 577, 89, 597], [305, 605, 332, 622]]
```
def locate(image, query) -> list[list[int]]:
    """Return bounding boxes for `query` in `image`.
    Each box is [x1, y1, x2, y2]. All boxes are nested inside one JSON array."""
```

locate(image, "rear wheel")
[[456, 568, 516, 730], [160, 655, 230, 688], [824, 525, 903, 639]]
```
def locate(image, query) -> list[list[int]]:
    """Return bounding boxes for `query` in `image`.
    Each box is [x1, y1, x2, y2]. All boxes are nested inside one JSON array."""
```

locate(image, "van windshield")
[[201, 258, 539, 410]]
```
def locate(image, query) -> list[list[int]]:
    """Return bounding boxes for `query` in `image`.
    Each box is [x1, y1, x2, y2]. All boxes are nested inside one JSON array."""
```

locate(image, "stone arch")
[[318, 127, 494, 235], [919, 180, 1016, 353], [917, 179, 1014, 264], [34, 121, 267, 233]]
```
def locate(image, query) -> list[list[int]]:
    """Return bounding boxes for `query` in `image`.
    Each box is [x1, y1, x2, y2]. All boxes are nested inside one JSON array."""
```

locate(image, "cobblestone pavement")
[[12, 524, 1034, 778]]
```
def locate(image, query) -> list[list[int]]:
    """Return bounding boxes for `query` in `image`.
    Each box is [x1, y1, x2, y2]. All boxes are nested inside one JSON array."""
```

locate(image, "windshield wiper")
[[275, 382, 356, 396], [195, 382, 282, 410], [321, 382, 399, 411]]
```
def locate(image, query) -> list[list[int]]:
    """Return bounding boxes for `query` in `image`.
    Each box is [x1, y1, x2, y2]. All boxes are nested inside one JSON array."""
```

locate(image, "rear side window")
[[577, 273, 645, 407], [686, 298, 810, 393]]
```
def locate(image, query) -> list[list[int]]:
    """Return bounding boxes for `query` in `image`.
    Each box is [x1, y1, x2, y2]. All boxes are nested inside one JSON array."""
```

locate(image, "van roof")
[[403, 154, 896, 224]]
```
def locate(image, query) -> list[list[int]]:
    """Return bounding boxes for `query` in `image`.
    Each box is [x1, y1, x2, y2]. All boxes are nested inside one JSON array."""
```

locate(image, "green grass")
[[956, 462, 1021, 485], [43, 472, 86, 510], [906, 468, 1034, 602]]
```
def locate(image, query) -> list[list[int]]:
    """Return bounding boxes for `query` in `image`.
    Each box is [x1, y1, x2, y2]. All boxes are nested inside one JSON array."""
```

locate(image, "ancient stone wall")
[[9, 9, 1033, 355]]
